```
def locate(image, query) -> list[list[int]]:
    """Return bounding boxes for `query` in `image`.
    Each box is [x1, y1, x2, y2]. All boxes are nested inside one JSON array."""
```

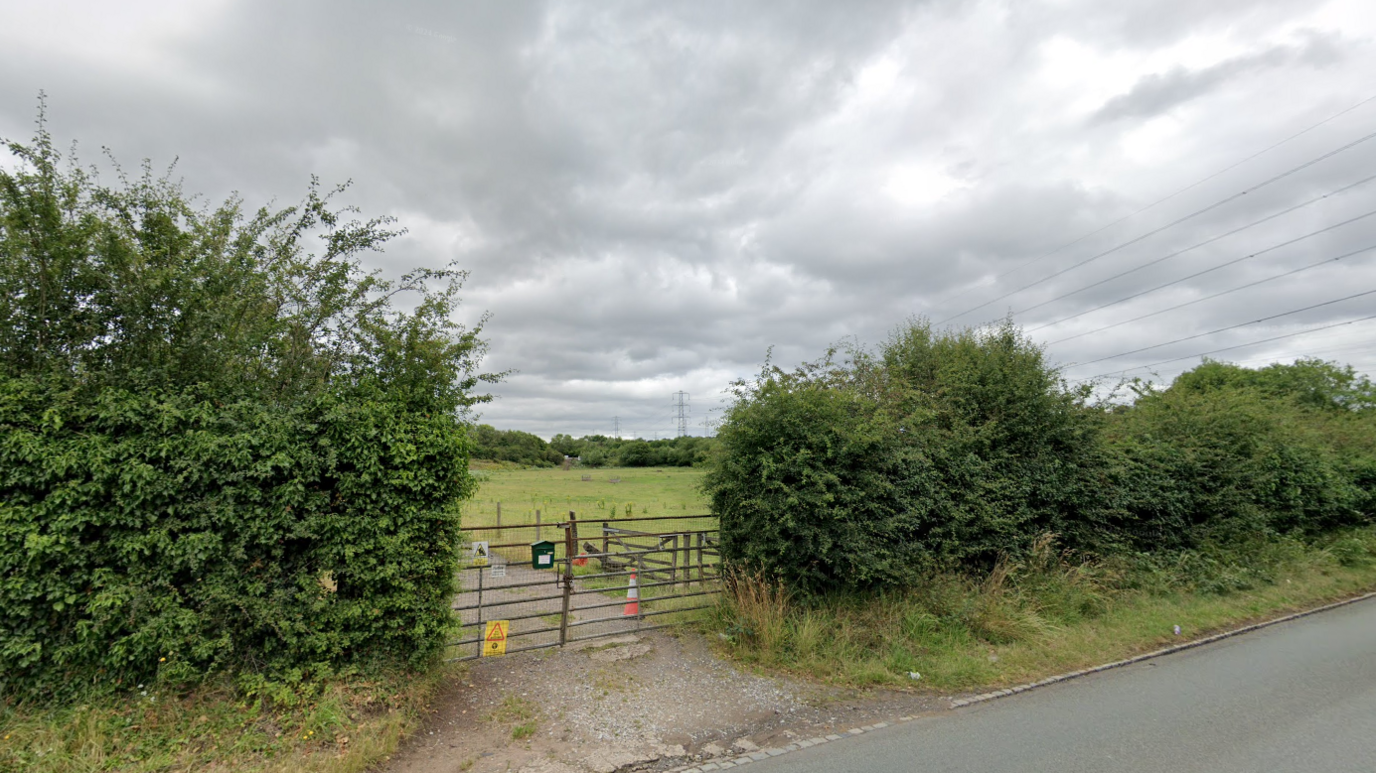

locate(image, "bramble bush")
[[0, 107, 495, 699]]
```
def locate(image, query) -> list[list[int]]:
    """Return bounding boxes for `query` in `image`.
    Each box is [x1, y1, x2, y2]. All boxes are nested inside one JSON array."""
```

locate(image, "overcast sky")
[[4, 0, 1375, 438]]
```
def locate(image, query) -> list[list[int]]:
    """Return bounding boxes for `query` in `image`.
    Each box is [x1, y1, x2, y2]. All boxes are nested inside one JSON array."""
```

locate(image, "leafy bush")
[[707, 371, 936, 591], [1102, 375, 1367, 548], [706, 321, 1109, 594], [1170, 358, 1376, 411], [0, 110, 492, 699], [707, 321, 1375, 596]]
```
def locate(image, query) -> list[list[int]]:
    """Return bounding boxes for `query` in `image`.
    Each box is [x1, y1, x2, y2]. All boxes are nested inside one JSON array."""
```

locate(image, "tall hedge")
[[706, 374, 938, 591], [706, 323, 1376, 595], [0, 381, 472, 698], [0, 110, 494, 698], [705, 322, 1108, 593], [1101, 364, 1372, 548]]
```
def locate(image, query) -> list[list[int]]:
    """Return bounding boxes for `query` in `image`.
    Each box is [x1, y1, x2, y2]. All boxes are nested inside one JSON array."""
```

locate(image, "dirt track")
[[381, 631, 948, 773]]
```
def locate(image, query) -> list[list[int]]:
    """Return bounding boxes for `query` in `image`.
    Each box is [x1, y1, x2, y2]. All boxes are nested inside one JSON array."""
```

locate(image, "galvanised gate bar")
[[446, 513, 721, 661]]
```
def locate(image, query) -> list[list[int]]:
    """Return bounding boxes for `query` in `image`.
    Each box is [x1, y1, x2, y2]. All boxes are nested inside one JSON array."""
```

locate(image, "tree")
[[0, 103, 497, 413], [704, 319, 1108, 593], [1171, 358, 1376, 412]]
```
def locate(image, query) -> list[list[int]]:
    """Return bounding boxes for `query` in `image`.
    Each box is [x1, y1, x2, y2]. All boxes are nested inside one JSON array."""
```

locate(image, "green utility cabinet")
[[530, 540, 556, 569]]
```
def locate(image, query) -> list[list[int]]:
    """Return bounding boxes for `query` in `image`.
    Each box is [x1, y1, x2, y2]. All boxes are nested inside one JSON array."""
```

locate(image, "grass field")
[[462, 466, 712, 529]]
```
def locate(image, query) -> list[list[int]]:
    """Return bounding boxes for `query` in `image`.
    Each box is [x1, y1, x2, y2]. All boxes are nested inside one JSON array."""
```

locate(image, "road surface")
[[749, 597, 1376, 773]]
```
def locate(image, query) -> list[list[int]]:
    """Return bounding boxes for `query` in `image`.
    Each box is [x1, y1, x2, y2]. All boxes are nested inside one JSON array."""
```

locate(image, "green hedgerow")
[[0, 104, 498, 700]]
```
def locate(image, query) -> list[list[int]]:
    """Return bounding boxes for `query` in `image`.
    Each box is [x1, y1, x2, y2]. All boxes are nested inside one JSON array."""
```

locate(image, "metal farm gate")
[[446, 513, 721, 661]]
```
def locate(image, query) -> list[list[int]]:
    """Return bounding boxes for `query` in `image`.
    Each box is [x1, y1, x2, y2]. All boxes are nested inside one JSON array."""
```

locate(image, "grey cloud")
[[1040, 0, 1323, 49], [3, 0, 1375, 436], [1092, 35, 1345, 124]]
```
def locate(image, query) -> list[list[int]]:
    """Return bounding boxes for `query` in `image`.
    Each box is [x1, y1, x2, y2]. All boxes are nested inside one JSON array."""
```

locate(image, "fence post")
[[495, 502, 501, 542], [535, 509, 541, 541], [602, 522, 609, 557], [671, 534, 680, 587], [559, 514, 575, 646]]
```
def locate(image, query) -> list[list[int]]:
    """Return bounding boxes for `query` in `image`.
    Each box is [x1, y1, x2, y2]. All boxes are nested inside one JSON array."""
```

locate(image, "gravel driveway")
[[383, 631, 949, 773]]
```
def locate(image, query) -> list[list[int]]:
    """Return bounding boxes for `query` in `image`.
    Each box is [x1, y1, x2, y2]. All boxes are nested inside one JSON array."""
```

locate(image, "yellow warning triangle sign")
[[485, 620, 508, 642], [482, 620, 509, 656]]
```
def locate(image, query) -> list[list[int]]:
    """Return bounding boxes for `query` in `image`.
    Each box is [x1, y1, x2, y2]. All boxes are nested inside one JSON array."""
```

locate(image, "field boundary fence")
[[445, 512, 721, 661]]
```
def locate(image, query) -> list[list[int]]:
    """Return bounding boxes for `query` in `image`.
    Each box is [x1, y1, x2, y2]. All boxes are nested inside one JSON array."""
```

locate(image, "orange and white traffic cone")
[[622, 572, 639, 616]]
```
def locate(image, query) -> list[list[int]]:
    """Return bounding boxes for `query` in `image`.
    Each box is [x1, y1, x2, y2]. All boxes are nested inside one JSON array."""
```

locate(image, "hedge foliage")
[[0, 382, 471, 697], [1101, 369, 1371, 548], [705, 321, 1376, 595], [1, 110, 492, 698]]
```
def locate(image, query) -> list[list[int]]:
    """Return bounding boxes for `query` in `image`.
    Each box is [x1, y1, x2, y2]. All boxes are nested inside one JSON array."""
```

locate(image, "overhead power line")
[[1224, 339, 1376, 369], [1044, 237, 1376, 346], [938, 92, 1376, 310], [1022, 175, 1376, 328], [1253, 335, 1376, 360], [1070, 287, 1376, 369], [936, 126, 1376, 326], [1080, 312, 1376, 382]]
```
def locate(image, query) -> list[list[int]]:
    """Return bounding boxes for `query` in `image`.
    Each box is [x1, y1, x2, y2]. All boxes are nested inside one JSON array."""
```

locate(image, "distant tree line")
[[555, 434, 716, 467], [469, 426, 716, 467], [470, 425, 565, 466]]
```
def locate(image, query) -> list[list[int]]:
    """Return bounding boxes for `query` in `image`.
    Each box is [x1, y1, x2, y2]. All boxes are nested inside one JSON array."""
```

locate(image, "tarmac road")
[[747, 596, 1376, 773]]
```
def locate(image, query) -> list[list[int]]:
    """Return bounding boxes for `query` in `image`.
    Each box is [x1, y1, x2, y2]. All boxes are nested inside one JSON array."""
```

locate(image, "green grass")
[[462, 467, 717, 566], [462, 466, 711, 529], [0, 667, 456, 773], [485, 696, 538, 741], [711, 528, 1376, 692]]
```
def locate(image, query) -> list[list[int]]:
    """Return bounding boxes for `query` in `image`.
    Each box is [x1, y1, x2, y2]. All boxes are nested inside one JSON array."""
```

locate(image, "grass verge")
[[0, 665, 458, 773], [709, 527, 1376, 692]]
